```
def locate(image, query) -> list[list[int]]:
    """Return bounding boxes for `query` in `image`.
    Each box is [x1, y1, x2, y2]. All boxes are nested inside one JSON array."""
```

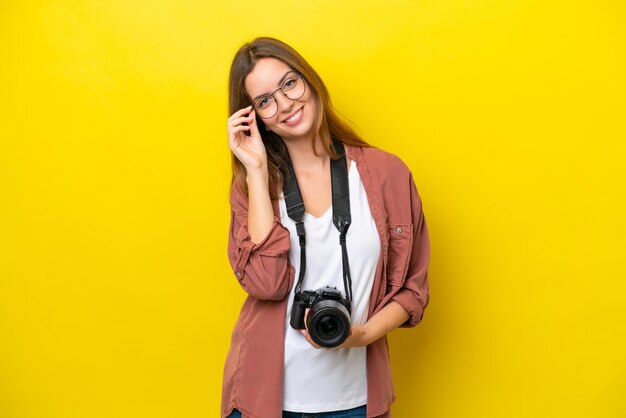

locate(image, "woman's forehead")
[[244, 58, 292, 95]]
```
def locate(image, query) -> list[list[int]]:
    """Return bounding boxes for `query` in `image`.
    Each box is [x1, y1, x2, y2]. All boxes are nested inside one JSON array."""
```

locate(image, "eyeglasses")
[[252, 71, 306, 119]]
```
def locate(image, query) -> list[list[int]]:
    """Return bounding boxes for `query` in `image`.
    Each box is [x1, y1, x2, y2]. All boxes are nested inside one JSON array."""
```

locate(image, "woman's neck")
[[283, 136, 329, 173]]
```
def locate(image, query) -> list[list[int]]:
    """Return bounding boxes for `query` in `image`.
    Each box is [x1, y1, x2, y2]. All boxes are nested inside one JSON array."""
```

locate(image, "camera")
[[290, 286, 352, 348]]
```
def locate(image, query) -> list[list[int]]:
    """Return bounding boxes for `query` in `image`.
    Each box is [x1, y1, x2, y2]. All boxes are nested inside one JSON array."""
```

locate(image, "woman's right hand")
[[227, 105, 268, 172]]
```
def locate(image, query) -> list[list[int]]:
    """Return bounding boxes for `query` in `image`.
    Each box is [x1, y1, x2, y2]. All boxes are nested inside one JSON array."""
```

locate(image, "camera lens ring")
[[306, 300, 351, 348]]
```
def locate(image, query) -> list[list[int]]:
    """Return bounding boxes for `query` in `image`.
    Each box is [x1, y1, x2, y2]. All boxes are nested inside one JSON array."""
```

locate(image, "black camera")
[[290, 286, 352, 348]]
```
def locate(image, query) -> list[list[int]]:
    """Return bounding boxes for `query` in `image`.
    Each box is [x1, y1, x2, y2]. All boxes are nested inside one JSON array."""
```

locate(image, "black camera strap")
[[283, 137, 353, 304]]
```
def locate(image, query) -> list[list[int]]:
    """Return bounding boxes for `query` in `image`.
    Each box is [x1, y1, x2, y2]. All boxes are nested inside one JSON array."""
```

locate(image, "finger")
[[228, 105, 253, 122], [228, 105, 252, 122], [228, 125, 250, 144], [228, 115, 255, 128], [229, 124, 251, 134], [248, 110, 261, 138], [303, 308, 310, 331], [301, 330, 313, 347], [301, 330, 321, 349], [229, 130, 251, 150]]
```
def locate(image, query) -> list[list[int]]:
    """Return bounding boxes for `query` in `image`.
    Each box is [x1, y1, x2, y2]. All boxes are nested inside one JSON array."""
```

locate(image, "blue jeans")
[[228, 404, 367, 418]]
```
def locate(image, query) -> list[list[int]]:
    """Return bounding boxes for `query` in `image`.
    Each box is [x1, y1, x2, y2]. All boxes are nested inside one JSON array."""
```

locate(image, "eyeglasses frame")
[[252, 72, 307, 119]]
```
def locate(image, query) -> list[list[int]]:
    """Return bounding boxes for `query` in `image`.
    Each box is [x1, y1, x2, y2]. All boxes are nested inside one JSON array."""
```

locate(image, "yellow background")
[[1, 1, 625, 417]]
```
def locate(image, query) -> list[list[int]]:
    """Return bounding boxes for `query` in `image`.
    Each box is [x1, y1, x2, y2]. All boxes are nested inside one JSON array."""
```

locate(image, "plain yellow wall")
[[1, 1, 625, 417]]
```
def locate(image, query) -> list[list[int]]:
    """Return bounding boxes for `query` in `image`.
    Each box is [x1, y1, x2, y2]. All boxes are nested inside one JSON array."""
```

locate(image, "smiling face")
[[244, 57, 318, 142]]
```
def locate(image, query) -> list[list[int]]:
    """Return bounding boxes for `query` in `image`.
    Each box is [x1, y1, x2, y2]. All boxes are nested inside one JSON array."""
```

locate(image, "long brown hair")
[[228, 36, 370, 198]]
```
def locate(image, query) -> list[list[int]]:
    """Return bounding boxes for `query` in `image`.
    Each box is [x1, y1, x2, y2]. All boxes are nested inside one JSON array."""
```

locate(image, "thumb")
[[249, 109, 261, 137]]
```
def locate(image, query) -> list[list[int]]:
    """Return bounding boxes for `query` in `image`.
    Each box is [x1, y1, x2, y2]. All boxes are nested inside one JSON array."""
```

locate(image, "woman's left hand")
[[301, 309, 370, 350]]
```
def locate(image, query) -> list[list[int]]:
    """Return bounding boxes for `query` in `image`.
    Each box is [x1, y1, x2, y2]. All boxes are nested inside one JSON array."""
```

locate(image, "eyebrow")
[[251, 71, 294, 103]]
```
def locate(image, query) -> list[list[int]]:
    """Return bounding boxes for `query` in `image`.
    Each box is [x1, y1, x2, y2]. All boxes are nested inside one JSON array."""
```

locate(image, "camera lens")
[[316, 315, 339, 337], [307, 300, 351, 348]]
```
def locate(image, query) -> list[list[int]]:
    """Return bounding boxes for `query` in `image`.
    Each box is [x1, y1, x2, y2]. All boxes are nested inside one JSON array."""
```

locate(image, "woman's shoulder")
[[352, 144, 412, 177], [351, 144, 423, 215]]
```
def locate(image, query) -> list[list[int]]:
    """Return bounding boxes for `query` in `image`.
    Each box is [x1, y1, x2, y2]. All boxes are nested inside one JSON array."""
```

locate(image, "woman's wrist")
[[339, 324, 373, 349], [245, 164, 268, 181], [352, 302, 411, 348], [246, 166, 269, 191], [357, 323, 375, 347]]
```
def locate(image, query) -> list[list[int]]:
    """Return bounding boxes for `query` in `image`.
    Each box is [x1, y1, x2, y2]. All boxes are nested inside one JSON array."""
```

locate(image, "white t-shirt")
[[278, 159, 381, 413]]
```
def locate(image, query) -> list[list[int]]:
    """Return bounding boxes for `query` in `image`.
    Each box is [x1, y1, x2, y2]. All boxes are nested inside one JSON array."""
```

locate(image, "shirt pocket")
[[385, 223, 414, 286]]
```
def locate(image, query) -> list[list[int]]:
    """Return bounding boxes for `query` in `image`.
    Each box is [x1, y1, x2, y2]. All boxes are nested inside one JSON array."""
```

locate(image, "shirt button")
[[235, 271, 242, 278], [396, 227, 403, 234]]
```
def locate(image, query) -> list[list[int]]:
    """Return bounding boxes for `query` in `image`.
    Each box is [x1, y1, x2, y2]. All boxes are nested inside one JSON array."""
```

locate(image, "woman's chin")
[[278, 125, 314, 141]]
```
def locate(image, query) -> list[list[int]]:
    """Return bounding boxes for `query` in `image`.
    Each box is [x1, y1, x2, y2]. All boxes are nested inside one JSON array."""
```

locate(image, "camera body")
[[290, 286, 352, 348]]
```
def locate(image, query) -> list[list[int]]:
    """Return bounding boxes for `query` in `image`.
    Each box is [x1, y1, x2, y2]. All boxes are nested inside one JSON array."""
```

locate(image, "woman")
[[223, 37, 430, 418]]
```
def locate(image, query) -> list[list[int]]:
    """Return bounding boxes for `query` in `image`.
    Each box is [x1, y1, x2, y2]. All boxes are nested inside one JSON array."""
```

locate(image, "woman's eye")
[[258, 97, 271, 108], [283, 79, 296, 90]]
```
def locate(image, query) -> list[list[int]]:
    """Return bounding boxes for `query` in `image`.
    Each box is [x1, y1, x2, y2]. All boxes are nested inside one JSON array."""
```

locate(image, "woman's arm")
[[390, 173, 430, 327], [227, 107, 295, 300], [353, 301, 410, 346], [246, 167, 275, 244], [227, 180, 293, 301], [300, 301, 409, 349]]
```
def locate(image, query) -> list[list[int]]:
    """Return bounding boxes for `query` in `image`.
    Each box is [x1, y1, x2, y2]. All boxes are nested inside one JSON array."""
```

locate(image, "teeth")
[[285, 108, 302, 123]]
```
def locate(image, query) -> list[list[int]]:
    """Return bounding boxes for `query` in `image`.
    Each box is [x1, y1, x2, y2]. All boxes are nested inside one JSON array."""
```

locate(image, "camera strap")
[[283, 137, 353, 305]]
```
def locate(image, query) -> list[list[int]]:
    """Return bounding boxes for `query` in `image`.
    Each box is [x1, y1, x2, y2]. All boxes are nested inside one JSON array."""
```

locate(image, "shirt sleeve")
[[391, 174, 431, 327], [226, 181, 294, 301]]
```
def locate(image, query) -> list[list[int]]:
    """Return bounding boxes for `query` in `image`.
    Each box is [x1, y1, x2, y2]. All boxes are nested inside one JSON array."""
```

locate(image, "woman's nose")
[[274, 91, 294, 113]]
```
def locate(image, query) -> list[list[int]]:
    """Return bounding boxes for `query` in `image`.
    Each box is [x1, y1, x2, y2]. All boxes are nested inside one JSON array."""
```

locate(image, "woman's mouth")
[[282, 107, 304, 125]]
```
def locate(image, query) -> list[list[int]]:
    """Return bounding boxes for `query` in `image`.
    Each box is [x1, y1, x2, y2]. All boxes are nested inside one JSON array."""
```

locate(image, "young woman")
[[223, 37, 430, 418]]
